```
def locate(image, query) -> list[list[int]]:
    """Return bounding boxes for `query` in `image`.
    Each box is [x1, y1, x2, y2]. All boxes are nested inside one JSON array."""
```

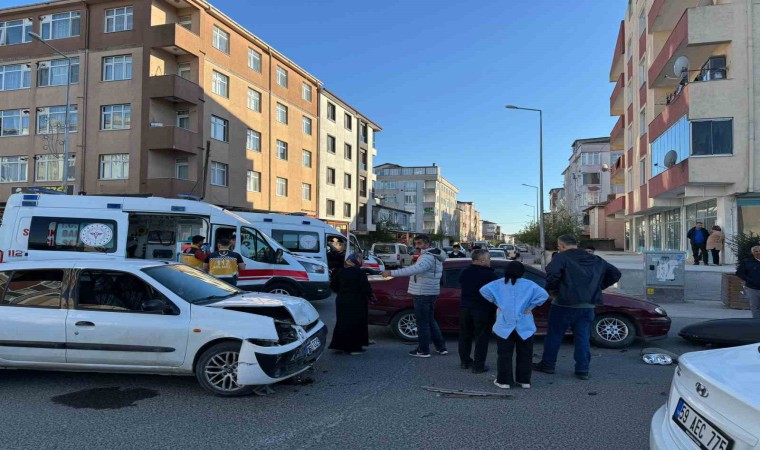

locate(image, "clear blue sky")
[[6, 0, 626, 234]]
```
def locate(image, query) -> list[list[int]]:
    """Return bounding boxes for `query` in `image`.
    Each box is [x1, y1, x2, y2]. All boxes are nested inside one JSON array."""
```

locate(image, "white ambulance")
[[0, 193, 330, 300]]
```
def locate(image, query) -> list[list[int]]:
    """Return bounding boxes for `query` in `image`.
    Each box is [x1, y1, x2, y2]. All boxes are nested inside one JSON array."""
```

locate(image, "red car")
[[368, 259, 671, 348]]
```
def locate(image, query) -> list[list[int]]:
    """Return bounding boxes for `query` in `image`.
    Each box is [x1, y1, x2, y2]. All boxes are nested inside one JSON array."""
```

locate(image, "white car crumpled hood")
[[208, 292, 320, 326]]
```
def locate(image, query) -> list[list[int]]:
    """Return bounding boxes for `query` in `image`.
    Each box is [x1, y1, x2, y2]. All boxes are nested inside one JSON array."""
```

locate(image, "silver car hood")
[[208, 293, 320, 326]]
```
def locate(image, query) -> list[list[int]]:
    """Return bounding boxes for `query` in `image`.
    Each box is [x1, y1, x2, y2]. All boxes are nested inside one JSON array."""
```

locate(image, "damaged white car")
[[0, 260, 327, 396]]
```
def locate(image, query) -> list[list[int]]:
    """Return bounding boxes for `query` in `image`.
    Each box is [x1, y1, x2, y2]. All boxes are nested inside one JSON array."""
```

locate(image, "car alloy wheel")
[[270, 288, 291, 295], [591, 314, 636, 348], [204, 351, 242, 392], [391, 310, 418, 341]]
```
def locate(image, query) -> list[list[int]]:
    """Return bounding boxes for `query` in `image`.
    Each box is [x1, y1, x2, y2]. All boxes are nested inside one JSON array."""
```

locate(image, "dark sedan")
[[368, 259, 671, 348]]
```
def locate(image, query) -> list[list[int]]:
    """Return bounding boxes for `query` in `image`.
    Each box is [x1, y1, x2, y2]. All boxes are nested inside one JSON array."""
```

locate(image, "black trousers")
[[458, 307, 494, 368], [691, 243, 708, 264], [496, 331, 534, 385], [710, 249, 720, 265]]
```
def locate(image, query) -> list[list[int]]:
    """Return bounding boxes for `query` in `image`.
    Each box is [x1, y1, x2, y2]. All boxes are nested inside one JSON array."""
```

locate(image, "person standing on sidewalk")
[[457, 249, 500, 373], [533, 235, 621, 380], [687, 222, 710, 265], [381, 234, 448, 357], [480, 262, 549, 389], [736, 245, 760, 318], [706, 225, 724, 266]]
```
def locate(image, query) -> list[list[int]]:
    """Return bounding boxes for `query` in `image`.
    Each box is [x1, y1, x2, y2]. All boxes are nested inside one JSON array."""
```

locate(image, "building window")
[[247, 170, 261, 192], [326, 199, 335, 216], [37, 105, 78, 134], [276, 66, 288, 87], [0, 63, 31, 91], [276, 103, 288, 124], [361, 123, 368, 144], [580, 152, 601, 165], [248, 48, 262, 72], [175, 158, 189, 180], [302, 183, 312, 200], [302, 149, 312, 168], [692, 119, 733, 156], [582, 173, 601, 185], [327, 102, 336, 121], [176, 110, 190, 129], [344, 143, 352, 160], [276, 177, 288, 196], [639, 108, 647, 135], [211, 70, 229, 98], [99, 153, 129, 180], [38, 57, 79, 86], [178, 16, 192, 30], [626, 167, 633, 192], [344, 113, 352, 130], [41, 11, 80, 40], [247, 88, 261, 112], [343, 202, 351, 218], [102, 55, 132, 81], [662, 208, 681, 250], [638, 57, 647, 87], [626, 124, 633, 149], [34, 154, 74, 181], [210, 115, 228, 141], [0, 19, 32, 46], [302, 116, 312, 135], [686, 199, 718, 232], [696, 56, 727, 82], [651, 115, 689, 177], [327, 167, 335, 185], [100, 104, 131, 130], [104, 6, 133, 33], [327, 135, 336, 153], [210, 161, 228, 186], [638, 7, 646, 36], [212, 26, 229, 54], [302, 82, 312, 101], [344, 173, 352, 189], [177, 62, 191, 80], [276, 140, 288, 160], [639, 159, 646, 185], [360, 176, 367, 197], [360, 150, 367, 171], [0, 156, 28, 182], [246, 129, 261, 151], [0, 109, 30, 137]]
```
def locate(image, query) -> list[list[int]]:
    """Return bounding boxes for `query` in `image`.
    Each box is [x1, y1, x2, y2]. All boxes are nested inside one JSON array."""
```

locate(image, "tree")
[[367, 219, 401, 244], [512, 207, 584, 251]]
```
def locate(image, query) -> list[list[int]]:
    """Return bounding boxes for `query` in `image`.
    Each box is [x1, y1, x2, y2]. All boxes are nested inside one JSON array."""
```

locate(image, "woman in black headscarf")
[[328, 253, 373, 355]]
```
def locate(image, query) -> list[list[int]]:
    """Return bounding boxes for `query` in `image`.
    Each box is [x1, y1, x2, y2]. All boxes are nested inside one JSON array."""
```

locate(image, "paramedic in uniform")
[[204, 237, 245, 286], [181, 235, 210, 269]]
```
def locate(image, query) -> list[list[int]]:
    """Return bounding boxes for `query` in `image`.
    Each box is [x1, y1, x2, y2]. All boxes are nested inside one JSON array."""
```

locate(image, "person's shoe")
[[471, 365, 490, 374], [409, 349, 431, 358], [493, 379, 511, 389], [519, 383, 531, 389], [460, 361, 472, 370], [436, 349, 449, 355], [574, 372, 590, 380], [532, 362, 555, 374]]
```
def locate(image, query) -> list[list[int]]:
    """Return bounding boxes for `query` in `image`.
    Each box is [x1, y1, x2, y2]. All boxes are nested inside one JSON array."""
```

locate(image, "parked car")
[[498, 244, 519, 260], [368, 259, 671, 348], [516, 244, 529, 253], [489, 249, 509, 260], [0, 259, 327, 397], [371, 243, 413, 269], [650, 343, 760, 449]]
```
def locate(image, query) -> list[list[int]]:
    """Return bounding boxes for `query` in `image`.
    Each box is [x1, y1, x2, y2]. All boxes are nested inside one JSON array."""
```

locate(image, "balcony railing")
[[145, 75, 203, 104], [611, 116, 625, 150], [605, 195, 625, 217], [150, 23, 201, 56], [146, 126, 201, 154], [610, 73, 624, 116], [609, 21, 625, 82]]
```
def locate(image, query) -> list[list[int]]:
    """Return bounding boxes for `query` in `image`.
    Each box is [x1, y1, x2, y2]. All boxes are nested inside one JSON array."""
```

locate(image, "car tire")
[[591, 314, 636, 348], [266, 282, 298, 296], [390, 309, 418, 342], [195, 341, 256, 397]]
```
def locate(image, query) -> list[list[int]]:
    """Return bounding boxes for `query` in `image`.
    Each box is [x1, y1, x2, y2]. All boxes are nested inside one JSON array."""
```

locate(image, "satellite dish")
[[601, 163, 610, 172], [673, 56, 690, 78], [664, 150, 678, 168]]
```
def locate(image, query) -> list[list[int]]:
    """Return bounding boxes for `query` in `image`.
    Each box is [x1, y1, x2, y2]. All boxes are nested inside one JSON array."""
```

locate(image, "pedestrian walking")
[[706, 225, 724, 266], [448, 244, 467, 259], [381, 234, 448, 357], [736, 245, 760, 319], [181, 235, 209, 269], [533, 235, 621, 380], [687, 222, 710, 265], [329, 253, 373, 354], [457, 249, 500, 373], [203, 237, 245, 286], [480, 262, 549, 389]]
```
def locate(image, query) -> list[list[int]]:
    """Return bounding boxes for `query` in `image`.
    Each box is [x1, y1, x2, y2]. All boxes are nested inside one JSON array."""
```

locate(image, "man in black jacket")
[[686, 222, 710, 265], [736, 245, 760, 318], [458, 249, 500, 373], [448, 244, 467, 259], [534, 235, 621, 380]]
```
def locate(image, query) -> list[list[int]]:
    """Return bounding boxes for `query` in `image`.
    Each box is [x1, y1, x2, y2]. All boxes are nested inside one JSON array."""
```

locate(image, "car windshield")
[[374, 245, 395, 254], [142, 264, 241, 305], [490, 250, 506, 258]]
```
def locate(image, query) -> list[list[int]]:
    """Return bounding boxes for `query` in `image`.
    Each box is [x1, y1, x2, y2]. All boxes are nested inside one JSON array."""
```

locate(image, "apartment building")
[[373, 163, 459, 239], [549, 187, 565, 213], [606, 0, 760, 261], [0, 0, 319, 215], [472, 208, 482, 241], [481, 220, 498, 241], [455, 200, 479, 243]]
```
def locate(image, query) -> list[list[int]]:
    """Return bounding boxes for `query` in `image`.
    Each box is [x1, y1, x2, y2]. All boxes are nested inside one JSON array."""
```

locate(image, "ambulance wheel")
[[266, 282, 298, 297]]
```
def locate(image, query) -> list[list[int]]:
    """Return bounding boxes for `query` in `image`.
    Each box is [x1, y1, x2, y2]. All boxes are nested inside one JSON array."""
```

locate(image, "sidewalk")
[[595, 250, 734, 273], [663, 301, 752, 320]]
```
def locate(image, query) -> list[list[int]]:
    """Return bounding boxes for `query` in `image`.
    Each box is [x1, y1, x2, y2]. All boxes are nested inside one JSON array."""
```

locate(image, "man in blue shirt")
[[687, 222, 710, 265]]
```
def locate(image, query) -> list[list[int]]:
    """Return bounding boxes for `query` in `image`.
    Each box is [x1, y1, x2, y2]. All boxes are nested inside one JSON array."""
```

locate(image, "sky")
[[5, 0, 627, 234]]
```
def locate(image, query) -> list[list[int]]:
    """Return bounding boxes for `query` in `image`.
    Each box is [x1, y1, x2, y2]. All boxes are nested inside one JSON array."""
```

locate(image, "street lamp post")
[[524, 203, 536, 223], [29, 32, 72, 193], [507, 105, 545, 270], [521, 183, 540, 223]]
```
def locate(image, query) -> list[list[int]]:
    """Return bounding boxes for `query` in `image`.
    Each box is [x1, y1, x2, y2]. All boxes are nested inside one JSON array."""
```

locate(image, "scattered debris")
[[421, 412, 435, 418], [422, 386, 513, 399], [253, 385, 276, 396], [51, 387, 158, 410], [588, 392, 598, 396]]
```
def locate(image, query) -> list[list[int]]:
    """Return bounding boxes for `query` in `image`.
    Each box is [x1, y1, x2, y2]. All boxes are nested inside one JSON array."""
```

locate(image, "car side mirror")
[[141, 298, 171, 314]]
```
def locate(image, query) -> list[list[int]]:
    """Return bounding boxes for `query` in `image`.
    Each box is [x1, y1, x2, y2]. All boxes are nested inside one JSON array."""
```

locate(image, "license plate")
[[302, 336, 321, 357], [672, 398, 733, 450]]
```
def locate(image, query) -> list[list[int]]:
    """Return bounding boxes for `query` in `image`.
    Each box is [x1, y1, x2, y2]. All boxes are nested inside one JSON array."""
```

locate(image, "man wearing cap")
[[448, 244, 467, 259], [181, 235, 209, 269]]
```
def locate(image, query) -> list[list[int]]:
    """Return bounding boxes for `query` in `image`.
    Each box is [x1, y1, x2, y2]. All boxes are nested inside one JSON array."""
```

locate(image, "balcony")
[[150, 23, 201, 56], [649, 158, 689, 198], [146, 126, 201, 154], [146, 75, 203, 105], [610, 74, 624, 116], [610, 153, 625, 185], [638, 185, 648, 212], [609, 21, 625, 82], [144, 178, 198, 198], [649, 5, 734, 89], [605, 195, 625, 217], [649, 85, 689, 142], [610, 116, 625, 150], [649, 0, 700, 33]]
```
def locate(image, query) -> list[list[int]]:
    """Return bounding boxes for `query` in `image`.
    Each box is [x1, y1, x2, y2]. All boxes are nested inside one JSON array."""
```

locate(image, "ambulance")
[[0, 193, 330, 300]]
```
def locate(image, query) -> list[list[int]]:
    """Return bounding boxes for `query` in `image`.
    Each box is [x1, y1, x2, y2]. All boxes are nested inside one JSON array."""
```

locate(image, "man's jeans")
[[746, 287, 760, 319], [413, 295, 446, 354], [540, 305, 595, 374]]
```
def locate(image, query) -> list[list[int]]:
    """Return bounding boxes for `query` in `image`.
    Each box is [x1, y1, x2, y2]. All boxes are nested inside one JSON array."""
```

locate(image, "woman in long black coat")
[[328, 253, 372, 354]]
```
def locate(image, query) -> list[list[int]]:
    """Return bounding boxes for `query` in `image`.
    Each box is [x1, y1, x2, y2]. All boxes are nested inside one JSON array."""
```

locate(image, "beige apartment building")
[[0, 0, 319, 215], [606, 0, 760, 262], [455, 200, 481, 243]]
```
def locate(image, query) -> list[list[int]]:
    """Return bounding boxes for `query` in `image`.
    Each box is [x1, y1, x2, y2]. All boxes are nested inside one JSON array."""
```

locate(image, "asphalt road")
[[0, 292, 711, 450]]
